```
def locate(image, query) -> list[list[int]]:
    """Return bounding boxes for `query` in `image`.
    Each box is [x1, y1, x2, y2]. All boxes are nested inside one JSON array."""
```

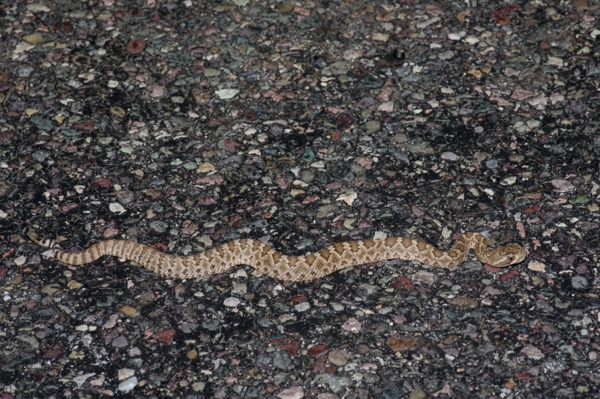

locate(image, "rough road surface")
[[1, 1, 598, 398]]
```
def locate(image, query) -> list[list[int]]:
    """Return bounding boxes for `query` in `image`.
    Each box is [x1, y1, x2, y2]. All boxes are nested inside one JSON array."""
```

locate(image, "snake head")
[[486, 243, 528, 267]]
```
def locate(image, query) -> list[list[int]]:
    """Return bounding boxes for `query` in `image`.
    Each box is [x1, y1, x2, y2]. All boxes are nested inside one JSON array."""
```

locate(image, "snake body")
[[39, 232, 526, 282]]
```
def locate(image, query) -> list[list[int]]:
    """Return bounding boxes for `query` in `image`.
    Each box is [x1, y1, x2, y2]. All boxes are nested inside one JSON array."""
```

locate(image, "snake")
[[28, 231, 527, 282]]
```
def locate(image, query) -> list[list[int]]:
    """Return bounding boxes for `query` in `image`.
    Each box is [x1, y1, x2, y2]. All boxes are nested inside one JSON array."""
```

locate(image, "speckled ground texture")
[[1, 1, 599, 398]]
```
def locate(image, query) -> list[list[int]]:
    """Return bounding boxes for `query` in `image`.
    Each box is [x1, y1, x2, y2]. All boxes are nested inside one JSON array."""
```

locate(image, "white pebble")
[[27, 4, 51, 12], [294, 302, 310, 312], [464, 35, 480, 45], [438, 50, 455, 60], [550, 93, 564, 104], [528, 261, 546, 272], [277, 386, 304, 399], [118, 368, 135, 380], [215, 89, 239, 99], [14, 255, 27, 266], [500, 176, 517, 186], [447, 31, 465, 40], [336, 191, 358, 206], [521, 345, 544, 360], [441, 151, 460, 161], [342, 317, 362, 333], [231, 282, 247, 295], [547, 56, 564, 67], [72, 373, 96, 387], [550, 178, 575, 192], [373, 231, 387, 240], [413, 270, 435, 285], [109, 202, 126, 214], [118, 376, 138, 392], [224, 297, 241, 307]]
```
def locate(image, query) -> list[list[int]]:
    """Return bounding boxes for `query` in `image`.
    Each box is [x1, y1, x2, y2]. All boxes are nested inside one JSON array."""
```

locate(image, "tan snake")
[[29, 231, 526, 282]]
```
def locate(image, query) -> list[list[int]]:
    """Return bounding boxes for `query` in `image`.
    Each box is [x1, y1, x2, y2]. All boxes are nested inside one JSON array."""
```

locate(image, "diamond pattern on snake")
[[29, 231, 527, 282]]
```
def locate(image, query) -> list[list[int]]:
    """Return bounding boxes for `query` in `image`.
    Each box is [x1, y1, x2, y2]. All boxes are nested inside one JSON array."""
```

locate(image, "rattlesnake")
[[29, 231, 526, 282]]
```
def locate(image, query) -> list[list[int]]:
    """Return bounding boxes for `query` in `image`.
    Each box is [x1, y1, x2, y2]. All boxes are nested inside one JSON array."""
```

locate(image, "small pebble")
[[528, 261, 546, 272], [301, 147, 315, 162], [386, 336, 416, 351], [273, 350, 293, 370], [204, 68, 221, 77], [118, 368, 135, 380], [120, 306, 139, 317], [294, 302, 310, 312], [364, 120, 381, 133], [109, 202, 126, 214], [149, 220, 169, 233], [23, 33, 46, 45], [550, 179, 575, 192], [278, 386, 304, 399], [231, 282, 247, 295], [18, 66, 35, 77], [447, 32, 465, 41], [14, 256, 27, 266], [30, 115, 53, 131], [501, 176, 517, 185], [215, 89, 239, 99], [72, 373, 96, 387], [112, 335, 129, 348], [16, 334, 39, 348], [464, 35, 480, 45], [336, 191, 357, 206], [315, 375, 351, 393], [571, 276, 588, 289], [224, 297, 241, 307], [342, 318, 362, 333], [438, 50, 455, 60], [381, 383, 403, 399], [441, 151, 460, 161], [187, 348, 198, 361], [485, 159, 499, 169], [67, 280, 83, 290], [126, 39, 146, 54], [521, 345, 545, 360], [356, 283, 379, 298], [118, 376, 138, 392], [412, 271, 435, 285], [328, 349, 349, 366]]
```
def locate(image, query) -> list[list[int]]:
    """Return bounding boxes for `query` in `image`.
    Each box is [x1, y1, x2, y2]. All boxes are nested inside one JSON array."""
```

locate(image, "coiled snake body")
[[31, 232, 527, 282]]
